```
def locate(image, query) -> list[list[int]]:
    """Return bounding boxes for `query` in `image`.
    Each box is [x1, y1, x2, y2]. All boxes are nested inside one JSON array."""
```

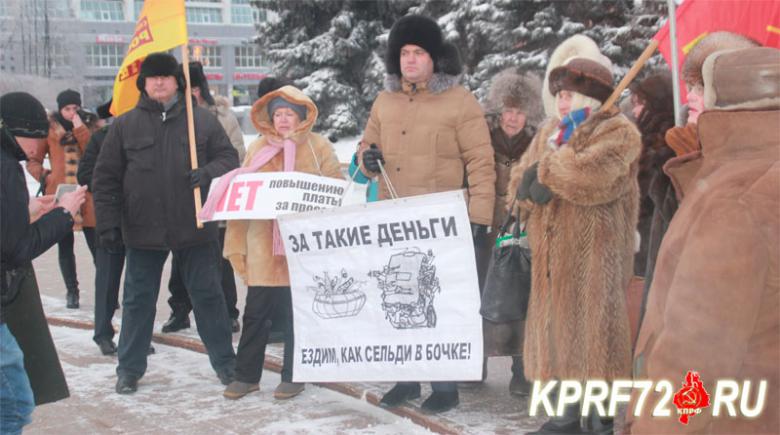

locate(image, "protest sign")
[[201, 171, 362, 221], [278, 190, 483, 382]]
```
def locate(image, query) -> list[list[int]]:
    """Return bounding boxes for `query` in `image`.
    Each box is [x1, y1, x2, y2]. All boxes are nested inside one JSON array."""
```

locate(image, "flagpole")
[[667, 0, 683, 127], [181, 43, 204, 229]]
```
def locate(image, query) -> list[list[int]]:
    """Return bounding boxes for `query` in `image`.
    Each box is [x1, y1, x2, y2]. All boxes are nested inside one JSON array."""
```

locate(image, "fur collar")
[[383, 73, 460, 94]]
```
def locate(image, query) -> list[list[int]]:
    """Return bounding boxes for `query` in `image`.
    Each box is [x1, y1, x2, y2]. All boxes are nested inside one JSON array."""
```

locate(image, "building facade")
[[0, 0, 269, 109]]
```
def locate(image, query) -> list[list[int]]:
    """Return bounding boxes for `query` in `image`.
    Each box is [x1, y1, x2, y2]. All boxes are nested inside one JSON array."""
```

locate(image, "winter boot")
[[527, 399, 585, 434], [223, 381, 259, 400], [379, 383, 421, 408], [66, 289, 79, 309], [162, 304, 191, 333], [273, 382, 305, 400], [509, 356, 532, 396], [115, 375, 139, 395], [96, 339, 117, 356], [421, 390, 459, 414]]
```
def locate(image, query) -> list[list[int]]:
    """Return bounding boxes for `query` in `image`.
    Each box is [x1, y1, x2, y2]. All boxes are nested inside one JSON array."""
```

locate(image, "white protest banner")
[[278, 190, 483, 383], [200, 171, 363, 221]]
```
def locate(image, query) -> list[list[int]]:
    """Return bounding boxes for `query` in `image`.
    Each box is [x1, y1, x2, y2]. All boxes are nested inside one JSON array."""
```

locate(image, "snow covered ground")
[[26, 326, 431, 435]]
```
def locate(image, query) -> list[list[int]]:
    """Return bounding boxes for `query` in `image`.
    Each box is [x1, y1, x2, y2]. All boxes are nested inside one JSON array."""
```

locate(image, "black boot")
[[379, 383, 421, 408], [527, 400, 584, 434], [421, 390, 459, 414], [96, 339, 117, 356], [161, 306, 191, 333], [66, 289, 80, 309], [116, 375, 139, 394], [509, 356, 532, 396]]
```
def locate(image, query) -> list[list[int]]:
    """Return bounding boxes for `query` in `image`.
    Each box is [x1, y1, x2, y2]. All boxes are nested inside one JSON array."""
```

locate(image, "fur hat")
[[186, 61, 215, 105], [543, 35, 612, 117], [629, 70, 673, 115], [136, 52, 182, 93], [484, 69, 544, 128], [385, 15, 462, 76], [96, 99, 113, 119], [682, 31, 759, 88], [0, 92, 49, 138], [257, 76, 293, 99], [549, 57, 614, 104], [702, 46, 780, 111], [57, 89, 81, 110]]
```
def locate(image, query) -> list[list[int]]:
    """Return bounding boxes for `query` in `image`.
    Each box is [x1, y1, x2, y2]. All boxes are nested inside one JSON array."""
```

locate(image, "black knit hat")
[[57, 89, 81, 110], [136, 52, 182, 93], [257, 76, 292, 99], [96, 99, 113, 119], [186, 61, 215, 105], [385, 15, 462, 76], [1, 92, 50, 138]]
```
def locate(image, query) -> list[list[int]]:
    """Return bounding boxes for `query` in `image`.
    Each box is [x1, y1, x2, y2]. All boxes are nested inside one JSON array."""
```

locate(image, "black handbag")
[[479, 205, 532, 323]]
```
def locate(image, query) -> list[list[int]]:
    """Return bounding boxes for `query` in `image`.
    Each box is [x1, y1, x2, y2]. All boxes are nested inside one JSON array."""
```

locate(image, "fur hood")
[[383, 72, 460, 94], [484, 68, 544, 128], [250, 85, 318, 143], [542, 35, 611, 117], [682, 31, 759, 87]]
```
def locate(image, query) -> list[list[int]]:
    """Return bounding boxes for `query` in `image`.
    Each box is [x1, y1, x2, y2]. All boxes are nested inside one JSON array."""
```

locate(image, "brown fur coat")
[[507, 107, 641, 380]]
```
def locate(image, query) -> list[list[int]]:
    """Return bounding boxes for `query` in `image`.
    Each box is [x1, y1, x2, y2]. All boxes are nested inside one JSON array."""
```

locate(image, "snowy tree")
[[252, 0, 665, 139]]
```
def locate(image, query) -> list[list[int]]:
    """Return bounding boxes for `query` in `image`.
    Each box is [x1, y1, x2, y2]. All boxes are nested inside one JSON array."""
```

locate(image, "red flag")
[[653, 0, 780, 101]]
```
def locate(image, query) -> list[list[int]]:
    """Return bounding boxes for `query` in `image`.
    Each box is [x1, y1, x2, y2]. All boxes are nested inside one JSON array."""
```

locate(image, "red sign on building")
[[205, 73, 224, 81], [234, 72, 267, 81]]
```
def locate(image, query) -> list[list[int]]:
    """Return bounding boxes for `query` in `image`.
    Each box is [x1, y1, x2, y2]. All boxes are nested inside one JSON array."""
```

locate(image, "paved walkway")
[[29, 233, 544, 434]]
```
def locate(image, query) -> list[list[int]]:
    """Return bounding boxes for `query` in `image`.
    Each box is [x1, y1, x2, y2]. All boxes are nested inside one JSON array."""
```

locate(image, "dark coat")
[[77, 125, 108, 192], [93, 94, 239, 250], [0, 138, 71, 405]]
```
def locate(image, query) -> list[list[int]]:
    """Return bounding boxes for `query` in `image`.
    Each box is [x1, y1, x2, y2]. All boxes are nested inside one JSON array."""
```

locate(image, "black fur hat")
[[1, 92, 49, 138], [57, 89, 81, 110], [136, 52, 182, 93], [385, 15, 462, 76], [96, 99, 113, 119], [257, 76, 292, 99], [187, 61, 215, 105]]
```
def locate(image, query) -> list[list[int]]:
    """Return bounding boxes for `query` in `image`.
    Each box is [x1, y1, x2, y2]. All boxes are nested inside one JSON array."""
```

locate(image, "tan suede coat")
[[223, 86, 343, 287], [362, 75, 495, 225], [507, 107, 640, 381], [27, 116, 95, 228], [628, 110, 780, 434]]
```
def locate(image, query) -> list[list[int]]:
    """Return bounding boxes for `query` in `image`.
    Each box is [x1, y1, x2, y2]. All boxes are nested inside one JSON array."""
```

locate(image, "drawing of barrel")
[[312, 291, 367, 319]]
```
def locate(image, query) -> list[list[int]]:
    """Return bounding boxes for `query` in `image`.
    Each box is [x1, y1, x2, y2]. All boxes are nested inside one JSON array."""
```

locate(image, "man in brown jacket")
[[26, 89, 95, 309], [628, 46, 780, 435], [358, 14, 495, 414]]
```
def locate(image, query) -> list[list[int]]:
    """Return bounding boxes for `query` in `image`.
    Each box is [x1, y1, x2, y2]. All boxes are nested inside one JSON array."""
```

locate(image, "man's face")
[[145, 75, 178, 103], [15, 136, 45, 159], [400, 44, 434, 84], [60, 104, 79, 121], [686, 85, 704, 125], [500, 107, 526, 137]]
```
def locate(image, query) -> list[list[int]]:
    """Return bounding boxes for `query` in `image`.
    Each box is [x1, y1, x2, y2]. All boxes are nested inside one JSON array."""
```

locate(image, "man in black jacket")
[[78, 99, 127, 356], [1, 91, 86, 432], [93, 52, 239, 394]]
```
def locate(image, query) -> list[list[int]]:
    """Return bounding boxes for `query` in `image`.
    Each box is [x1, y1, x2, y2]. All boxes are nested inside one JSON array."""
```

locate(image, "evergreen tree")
[[253, 0, 664, 139]]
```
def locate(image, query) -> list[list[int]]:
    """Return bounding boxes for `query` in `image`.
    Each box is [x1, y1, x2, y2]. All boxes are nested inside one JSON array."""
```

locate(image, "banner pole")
[[181, 44, 204, 229], [601, 39, 659, 112], [667, 0, 684, 127]]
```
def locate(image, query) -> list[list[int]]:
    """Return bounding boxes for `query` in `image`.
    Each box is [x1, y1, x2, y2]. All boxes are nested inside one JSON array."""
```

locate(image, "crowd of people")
[[1, 12, 777, 435]]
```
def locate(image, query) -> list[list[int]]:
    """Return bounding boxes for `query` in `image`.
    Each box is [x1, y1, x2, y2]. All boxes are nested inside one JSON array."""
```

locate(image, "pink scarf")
[[199, 137, 296, 256]]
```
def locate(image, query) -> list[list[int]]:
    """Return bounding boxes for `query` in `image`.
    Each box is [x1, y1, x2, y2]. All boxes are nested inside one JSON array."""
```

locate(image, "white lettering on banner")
[[278, 191, 483, 383], [200, 171, 363, 221]]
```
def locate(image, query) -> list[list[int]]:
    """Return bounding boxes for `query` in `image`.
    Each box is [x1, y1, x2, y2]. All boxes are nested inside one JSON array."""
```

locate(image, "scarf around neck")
[[556, 107, 591, 145], [199, 137, 297, 256], [54, 112, 74, 132]]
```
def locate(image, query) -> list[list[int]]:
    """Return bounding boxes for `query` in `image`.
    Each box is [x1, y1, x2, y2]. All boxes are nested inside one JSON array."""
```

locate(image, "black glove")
[[529, 177, 553, 205], [99, 228, 123, 251], [471, 223, 489, 247], [362, 143, 385, 173], [517, 162, 538, 201], [189, 168, 211, 189]]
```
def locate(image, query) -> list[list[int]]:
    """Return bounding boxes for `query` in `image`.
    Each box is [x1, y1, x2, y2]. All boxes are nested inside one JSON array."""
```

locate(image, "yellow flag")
[[109, 0, 187, 116]]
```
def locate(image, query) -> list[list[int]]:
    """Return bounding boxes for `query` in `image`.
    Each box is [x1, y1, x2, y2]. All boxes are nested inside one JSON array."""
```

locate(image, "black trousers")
[[166, 227, 239, 319], [92, 244, 124, 343], [234, 286, 294, 384], [57, 229, 96, 293], [117, 243, 235, 379]]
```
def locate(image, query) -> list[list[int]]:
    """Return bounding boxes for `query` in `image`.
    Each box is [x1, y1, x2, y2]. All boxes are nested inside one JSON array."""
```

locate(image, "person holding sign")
[[203, 85, 342, 401], [357, 15, 495, 414]]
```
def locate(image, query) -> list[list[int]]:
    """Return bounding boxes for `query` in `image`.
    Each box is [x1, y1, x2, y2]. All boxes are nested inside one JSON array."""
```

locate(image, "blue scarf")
[[556, 107, 591, 145]]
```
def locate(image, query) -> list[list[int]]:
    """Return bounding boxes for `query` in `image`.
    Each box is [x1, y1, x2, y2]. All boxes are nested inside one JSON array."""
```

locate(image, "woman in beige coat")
[[202, 85, 342, 401]]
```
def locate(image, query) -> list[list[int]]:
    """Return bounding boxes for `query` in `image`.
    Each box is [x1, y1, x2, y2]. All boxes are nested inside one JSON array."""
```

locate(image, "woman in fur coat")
[[507, 35, 641, 435]]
